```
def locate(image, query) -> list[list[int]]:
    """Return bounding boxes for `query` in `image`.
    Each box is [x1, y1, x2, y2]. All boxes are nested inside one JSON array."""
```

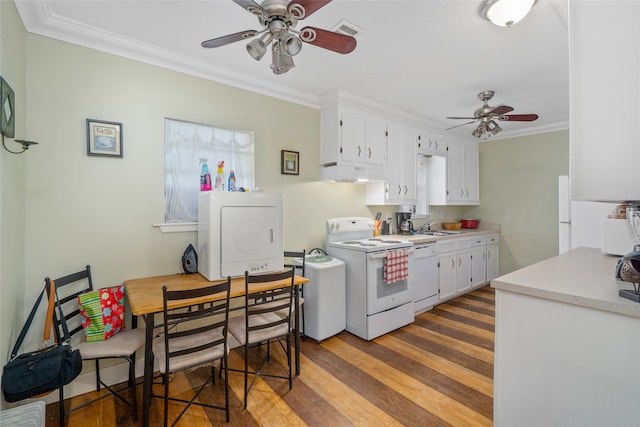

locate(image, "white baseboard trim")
[[25, 358, 147, 406]]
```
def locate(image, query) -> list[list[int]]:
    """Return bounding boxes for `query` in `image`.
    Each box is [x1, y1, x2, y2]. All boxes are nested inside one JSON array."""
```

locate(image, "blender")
[[615, 203, 640, 302]]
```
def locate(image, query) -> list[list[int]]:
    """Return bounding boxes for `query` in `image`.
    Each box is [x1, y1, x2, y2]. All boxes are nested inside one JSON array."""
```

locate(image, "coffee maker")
[[395, 212, 414, 235]]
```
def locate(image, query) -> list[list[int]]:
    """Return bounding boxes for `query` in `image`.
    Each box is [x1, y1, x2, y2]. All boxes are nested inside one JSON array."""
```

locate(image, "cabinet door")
[[570, 1, 640, 201], [365, 117, 386, 167], [385, 124, 404, 202], [401, 129, 416, 200], [340, 109, 367, 164], [456, 249, 471, 293], [464, 145, 479, 203], [447, 143, 465, 202], [471, 246, 487, 287], [486, 243, 500, 282], [438, 252, 457, 301]]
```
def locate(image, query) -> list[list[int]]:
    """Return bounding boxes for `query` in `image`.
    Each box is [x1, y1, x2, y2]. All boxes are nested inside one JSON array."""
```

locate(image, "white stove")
[[326, 217, 412, 252], [329, 238, 413, 252], [325, 217, 415, 340]]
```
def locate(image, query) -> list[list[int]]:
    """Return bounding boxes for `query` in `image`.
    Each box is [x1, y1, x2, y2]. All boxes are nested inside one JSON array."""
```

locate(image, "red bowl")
[[461, 218, 480, 229]]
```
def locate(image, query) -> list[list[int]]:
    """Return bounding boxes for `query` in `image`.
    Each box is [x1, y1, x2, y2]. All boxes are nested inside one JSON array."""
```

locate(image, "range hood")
[[320, 164, 388, 183]]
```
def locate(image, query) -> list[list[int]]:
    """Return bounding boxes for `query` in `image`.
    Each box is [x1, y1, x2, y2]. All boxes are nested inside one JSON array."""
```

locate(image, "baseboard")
[[23, 357, 147, 405]]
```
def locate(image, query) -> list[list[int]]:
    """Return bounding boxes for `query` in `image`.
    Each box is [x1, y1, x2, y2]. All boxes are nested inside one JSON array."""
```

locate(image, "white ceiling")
[[15, 0, 569, 140]]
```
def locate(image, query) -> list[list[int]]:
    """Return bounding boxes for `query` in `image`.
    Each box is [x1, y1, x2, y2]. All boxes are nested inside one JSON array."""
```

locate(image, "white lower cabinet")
[[470, 236, 487, 288], [486, 234, 500, 282], [437, 238, 472, 301], [437, 233, 499, 303]]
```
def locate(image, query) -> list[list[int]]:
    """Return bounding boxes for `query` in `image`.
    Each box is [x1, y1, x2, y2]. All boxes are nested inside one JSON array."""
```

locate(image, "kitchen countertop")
[[492, 247, 640, 318], [386, 227, 500, 244]]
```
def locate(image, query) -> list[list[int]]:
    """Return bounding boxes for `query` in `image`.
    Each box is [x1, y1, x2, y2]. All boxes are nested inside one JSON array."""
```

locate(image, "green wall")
[[465, 130, 570, 274], [0, 1, 27, 406]]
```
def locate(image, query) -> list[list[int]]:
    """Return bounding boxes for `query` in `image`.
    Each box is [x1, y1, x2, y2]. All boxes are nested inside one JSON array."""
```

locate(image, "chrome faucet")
[[425, 222, 438, 231]]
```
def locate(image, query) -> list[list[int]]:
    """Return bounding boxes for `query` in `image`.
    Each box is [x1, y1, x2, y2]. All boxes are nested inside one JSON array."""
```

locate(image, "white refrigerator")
[[558, 175, 618, 253]]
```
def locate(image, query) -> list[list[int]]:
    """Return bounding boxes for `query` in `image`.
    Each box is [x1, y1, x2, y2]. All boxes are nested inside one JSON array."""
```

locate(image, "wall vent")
[[331, 20, 363, 37]]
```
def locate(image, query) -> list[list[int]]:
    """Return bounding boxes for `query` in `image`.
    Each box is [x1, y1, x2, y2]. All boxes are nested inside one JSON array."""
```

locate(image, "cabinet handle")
[[487, 250, 491, 259], [368, 147, 372, 158], [458, 257, 461, 267], [460, 189, 464, 197], [465, 189, 469, 198], [434, 141, 438, 150], [428, 139, 433, 149], [397, 185, 402, 195], [358, 145, 362, 157], [451, 259, 455, 268], [404, 185, 408, 195]]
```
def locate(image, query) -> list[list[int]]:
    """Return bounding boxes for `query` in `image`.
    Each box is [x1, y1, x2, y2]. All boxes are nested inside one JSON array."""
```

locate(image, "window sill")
[[152, 222, 198, 233]]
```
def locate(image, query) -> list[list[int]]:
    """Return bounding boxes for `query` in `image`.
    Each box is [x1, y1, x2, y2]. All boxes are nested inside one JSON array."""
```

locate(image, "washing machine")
[[294, 254, 346, 342]]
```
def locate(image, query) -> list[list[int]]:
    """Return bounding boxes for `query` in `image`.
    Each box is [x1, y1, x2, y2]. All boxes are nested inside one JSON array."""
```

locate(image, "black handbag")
[[2, 280, 82, 402]]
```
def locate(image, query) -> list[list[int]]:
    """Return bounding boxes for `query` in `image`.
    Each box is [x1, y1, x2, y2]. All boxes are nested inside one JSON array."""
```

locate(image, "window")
[[164, 118, 255, 223]]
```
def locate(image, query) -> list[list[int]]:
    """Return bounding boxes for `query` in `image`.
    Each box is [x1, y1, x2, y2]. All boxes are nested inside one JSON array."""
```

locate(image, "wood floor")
[[45, 286, 495, 426]]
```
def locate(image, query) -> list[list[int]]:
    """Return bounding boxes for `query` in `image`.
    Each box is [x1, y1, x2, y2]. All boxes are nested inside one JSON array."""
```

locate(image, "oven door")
[[366, 249, 414, 315]]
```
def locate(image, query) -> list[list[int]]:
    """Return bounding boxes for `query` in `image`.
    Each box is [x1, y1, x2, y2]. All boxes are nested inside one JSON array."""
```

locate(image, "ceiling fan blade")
[[490, 105, 514, 115], [232, 0, 266, 16], [446, 116, 477, 120], [288, 0, 332, 19], [446, 120, 478, 131], [299, 26, 356, 54], [201, 30, 258, 48], [497, 114, 539, 122]]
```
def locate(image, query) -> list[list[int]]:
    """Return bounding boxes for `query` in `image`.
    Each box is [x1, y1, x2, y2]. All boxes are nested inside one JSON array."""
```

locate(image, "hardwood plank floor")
[[45, 286, 494, 426]]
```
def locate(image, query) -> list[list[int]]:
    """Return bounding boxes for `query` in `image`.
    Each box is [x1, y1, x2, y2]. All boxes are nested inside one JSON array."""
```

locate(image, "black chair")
[[45, 265, 145, 426], [151, 278, 232, 426], [283, 250, 306, 336], [227, 269, 295, 408]]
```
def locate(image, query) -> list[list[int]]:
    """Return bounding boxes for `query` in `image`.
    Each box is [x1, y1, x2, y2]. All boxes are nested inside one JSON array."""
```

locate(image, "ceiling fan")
[[201, 0, 357, 75], [446, 90, 539, 138]]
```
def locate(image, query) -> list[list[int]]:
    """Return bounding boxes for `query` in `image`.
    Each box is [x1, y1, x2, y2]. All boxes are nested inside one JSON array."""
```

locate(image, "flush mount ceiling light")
[[201, 0, 357, 75], [481, 0, 537, 27]]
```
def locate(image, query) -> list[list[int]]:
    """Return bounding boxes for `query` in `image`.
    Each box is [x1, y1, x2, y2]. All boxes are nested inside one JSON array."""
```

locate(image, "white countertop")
[[386, 228, 500, 244], [492, 247, 640, 318]]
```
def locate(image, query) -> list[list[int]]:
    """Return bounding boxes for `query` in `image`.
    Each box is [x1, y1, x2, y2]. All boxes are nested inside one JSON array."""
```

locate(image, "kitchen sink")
[[416, 230, 464, 236]]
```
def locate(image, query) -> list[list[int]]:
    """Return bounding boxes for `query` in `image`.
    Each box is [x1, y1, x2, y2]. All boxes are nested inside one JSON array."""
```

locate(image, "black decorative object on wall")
[[1, 77, 15, 138]]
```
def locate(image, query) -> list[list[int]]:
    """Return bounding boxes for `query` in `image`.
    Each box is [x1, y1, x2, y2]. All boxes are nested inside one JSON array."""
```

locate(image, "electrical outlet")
[[505, 212, 512, 220]]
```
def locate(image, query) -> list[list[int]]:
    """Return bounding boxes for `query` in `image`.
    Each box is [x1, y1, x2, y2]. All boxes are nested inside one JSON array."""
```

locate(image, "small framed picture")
[[87, 119, 123, 157], [281, 150, 299, 175]]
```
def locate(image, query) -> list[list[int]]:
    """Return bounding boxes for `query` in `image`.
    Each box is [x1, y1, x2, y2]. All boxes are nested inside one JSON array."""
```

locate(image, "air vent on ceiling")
[[331, 20, 363, 37]]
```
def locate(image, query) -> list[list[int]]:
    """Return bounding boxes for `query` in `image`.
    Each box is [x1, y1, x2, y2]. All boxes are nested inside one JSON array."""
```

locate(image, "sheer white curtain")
[[165, 119, 255, 222]]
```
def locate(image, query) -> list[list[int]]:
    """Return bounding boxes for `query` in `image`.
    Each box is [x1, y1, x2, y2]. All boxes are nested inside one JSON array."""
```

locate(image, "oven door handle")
[[366, 248, 414, 260]]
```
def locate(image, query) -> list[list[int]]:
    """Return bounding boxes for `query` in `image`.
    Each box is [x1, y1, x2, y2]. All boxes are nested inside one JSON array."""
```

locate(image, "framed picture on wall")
[[281, 150, 299, 175], [87, 119, 123, 157]]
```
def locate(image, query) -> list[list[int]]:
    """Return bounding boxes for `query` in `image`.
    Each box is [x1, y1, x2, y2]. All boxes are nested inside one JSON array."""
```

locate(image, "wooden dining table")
[[124, 271, 308, 427]]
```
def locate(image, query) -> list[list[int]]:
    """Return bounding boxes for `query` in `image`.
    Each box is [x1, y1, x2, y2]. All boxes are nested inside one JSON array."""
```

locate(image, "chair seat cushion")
[[152, 328, 227, 374], [275, 297, 304, 319], [227, 313, 289, 346], [76, 328, 145, 359]]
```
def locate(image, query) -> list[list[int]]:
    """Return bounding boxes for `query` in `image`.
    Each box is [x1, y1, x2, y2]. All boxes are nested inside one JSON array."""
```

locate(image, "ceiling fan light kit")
[[481, 0, 536, 27], [446, 90, 539, 139], [202, 0, 357, 75]]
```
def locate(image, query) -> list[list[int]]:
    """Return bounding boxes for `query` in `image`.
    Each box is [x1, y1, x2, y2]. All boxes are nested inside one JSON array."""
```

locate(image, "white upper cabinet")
[[366, 123, 416, 205], [416, 133, 447, 157], [322, 105, 386, 169], [429, 140, 479, 205], [570, 1, 640, 202]]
